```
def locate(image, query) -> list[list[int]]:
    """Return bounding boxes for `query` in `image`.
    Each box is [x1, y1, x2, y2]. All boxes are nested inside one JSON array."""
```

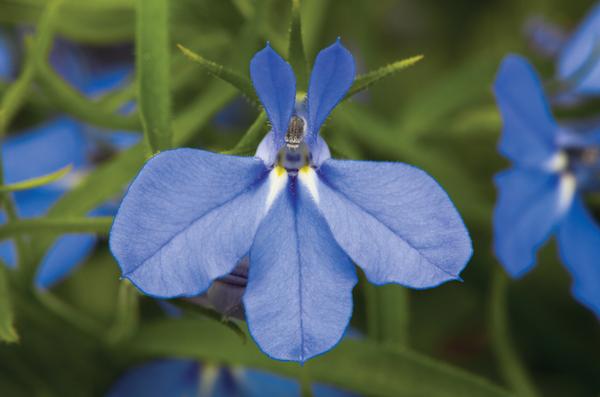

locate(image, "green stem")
[[136, 0, 172, 154], [489, 267, 540, 397]]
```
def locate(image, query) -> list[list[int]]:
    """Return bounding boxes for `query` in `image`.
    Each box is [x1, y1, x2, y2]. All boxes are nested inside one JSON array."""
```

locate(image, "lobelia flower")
[[556, 2, 600, 96], [106, 359, 359, 397], [110, 39, 472, 362], [493, 55, 600, 316], [0, 36, 139, 288]]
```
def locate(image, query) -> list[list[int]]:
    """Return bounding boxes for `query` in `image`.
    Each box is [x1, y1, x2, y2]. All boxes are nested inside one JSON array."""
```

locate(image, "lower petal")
[[110, 149, 271, 298], [493, 168, 567, 277], [315, 160, 471, 288], [244, 181, 357, 362], [557, 196, 600, 316]]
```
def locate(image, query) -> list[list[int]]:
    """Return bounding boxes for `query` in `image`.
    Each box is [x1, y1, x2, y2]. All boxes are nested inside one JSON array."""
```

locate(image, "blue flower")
[[557, 2, 600, 95], [106, 359, 359, 397], [493, 55, 600, 316], [0, 37, 139, 288], [0, 29, 15, 80], [110, 40, 472, 362]]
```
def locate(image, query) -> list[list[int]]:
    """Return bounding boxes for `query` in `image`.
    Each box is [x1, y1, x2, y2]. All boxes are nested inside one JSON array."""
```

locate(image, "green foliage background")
[[0, 0, 598, 396]]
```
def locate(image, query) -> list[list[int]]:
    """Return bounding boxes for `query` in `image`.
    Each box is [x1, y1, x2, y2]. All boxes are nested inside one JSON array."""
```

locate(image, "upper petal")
[[557, 195, 600, 316], [493, 168, 572, 277], [314, 160, 471, 288], [250, 44, 296, 146], [493, 55, 558, 167], [558, 2, 600, 95], [306, 39, 355, 144], [244, 177, 357, 362], [110, 148, 271, 298]]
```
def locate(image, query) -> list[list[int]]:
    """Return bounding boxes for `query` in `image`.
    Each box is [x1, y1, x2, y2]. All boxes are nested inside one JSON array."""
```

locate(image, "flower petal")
[[0, 31, 14, 80], [244, 178, 357, 362], [35, 234, 97, 289], [558, 3, 600, 94], [493, 55, 558, 167], [315, 160, 471, 288], [306, 39, 355, 143], [110, 149, 271, 298], [106, 359, 199, 397], [250, 44, 296, 146], [2, 117, 86, 184], [493, 168, 569, 277], [557, 195, 600, 316]]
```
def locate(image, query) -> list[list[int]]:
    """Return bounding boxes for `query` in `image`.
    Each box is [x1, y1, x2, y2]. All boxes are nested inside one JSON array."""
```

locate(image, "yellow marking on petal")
[[275, 165, 286, 176], [299, 165, 311, 174]]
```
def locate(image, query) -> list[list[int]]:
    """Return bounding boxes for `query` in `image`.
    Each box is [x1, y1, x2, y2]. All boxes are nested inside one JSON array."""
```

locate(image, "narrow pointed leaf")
[[136, 0, 172, 153], [0, 164, 72, 193], [344, 55, 424, 100], [0, 264, 18, 343], [177, 44, 259, 105], [287, 0, 309, 90]]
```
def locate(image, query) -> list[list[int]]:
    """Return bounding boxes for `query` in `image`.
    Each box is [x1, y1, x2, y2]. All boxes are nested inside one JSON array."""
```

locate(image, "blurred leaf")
[[106, 281, 139, 345], [0, 217, 112, 240], [288, 0, 308, 91], [128, 318, 511, 397], [489, 267, 540, 397], [0, 52, 34, 135], [365, 283, 410, 347], [395, 54, 498, 140], [0, 265, 18, 343], [0, 0, 134, 44], [0, 164, 72, 193], [177, 44, 259, 105], [33, 47, 141, 132], [344, 55, 424, 100], [136, 0, 172, 153]]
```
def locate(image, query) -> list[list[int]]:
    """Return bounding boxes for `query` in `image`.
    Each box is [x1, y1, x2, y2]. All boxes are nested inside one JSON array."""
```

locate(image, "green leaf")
[[0, 264, 18, 343], [489, 267, 540, 397], [177, 44, 259, 105], [287, 0, 308, 91], [0, 217, 112, 240], [136, 0, 172, 154], [128, 318, 511, 397], [0, 165, 72, 193], [344, 55, 424, 100], [0, 55, 35, 136]]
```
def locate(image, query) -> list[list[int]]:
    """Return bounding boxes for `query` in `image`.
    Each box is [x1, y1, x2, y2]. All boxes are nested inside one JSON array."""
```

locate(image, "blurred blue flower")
[[0, 36, 139, 288], [110, 40, 472, 362], [493, 55, 600, 316], [106, 359, 359, 397], [557, 2, 600, 95], [0, 29, 16, 80]]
